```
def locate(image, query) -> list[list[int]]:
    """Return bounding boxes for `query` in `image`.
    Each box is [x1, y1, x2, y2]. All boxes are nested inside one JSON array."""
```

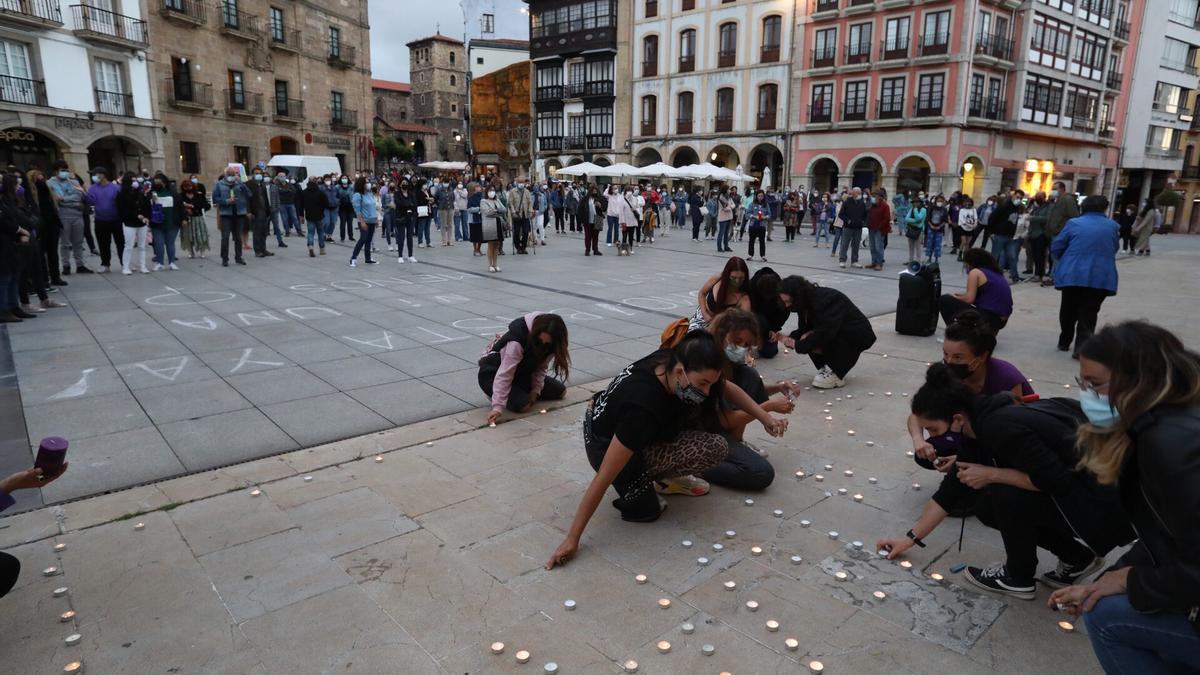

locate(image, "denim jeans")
[[417, 216, 432, 246], [0, 271, 20, 311], [606, 215, 619, 244], [868, 229, 887, 266], [924, 228, 944, 261], [454, 209, 468, 240], [351, 222, 376, 261], [1006, 237, 1023, 280], [717, 220, 731, 251], [838, 227, 863, 263], [279, 204, 300, 236], [151, 226, 179, 265], [991, 235, 1014, 277], [323, 208, 337, 237], [814, 218, 830, 244], [306, 217, 326, 248], [829, 225, 843, 253], [1084, 594, 1200, 674]]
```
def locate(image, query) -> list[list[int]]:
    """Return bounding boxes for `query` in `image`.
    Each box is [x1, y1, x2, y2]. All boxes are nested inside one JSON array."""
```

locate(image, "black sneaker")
[[963, 564, 1036, 600], [61, 266, 71, 276], [75, 266, 94, 274], [1041, 556, 1105, 589]]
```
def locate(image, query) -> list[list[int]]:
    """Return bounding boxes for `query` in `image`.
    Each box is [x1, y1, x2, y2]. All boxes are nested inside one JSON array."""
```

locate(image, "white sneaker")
[[851, 262, 864, 268], [494, 266, 501, 272], [100, 265, 110, 273], [121, 268, 132, 275], [397, 257, 405, 264], [839, 262, 846, 268], [349, 259, 357, 267], [139, 267, 150, 274], [744, 441, 769, 458], [407, 256, 417, 263], [153, 263, 163, 271], [387, 244, 395, 252], [606, 242, 612, 247], [168, 262, 179, 270], [812, 366, 845, 389]]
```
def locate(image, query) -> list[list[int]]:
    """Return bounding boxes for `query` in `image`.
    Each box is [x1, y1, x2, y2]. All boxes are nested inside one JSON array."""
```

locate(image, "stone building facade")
[[146, 0, 372, 179], [371, 79, 438, 166], [470, 60, 532, 180], [406, 34, 468, 162]]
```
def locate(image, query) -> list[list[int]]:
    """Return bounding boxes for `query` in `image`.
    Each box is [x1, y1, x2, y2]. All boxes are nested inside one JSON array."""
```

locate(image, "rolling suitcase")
[[895, 262, 941, 336]]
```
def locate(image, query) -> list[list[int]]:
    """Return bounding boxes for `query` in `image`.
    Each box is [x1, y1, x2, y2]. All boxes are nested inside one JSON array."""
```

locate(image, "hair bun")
[[951, 309, 990, 332]]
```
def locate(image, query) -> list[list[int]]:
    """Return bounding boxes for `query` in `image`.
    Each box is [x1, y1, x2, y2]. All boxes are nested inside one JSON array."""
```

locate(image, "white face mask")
[[487, 190, 496, 199]]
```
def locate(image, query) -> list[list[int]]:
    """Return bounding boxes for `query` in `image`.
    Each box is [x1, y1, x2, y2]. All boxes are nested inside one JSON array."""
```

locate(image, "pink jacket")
[[483, 312, 548, 413]]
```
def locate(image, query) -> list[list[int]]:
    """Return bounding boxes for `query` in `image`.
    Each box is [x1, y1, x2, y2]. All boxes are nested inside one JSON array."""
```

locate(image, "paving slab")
[[158, 408, 298, 471]]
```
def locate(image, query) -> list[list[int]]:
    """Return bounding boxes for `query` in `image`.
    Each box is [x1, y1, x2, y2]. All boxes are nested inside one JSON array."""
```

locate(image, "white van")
[[267, 155, 342, 187]]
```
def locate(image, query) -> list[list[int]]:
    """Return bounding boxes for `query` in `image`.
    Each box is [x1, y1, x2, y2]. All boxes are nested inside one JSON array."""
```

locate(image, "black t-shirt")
[[590, 351, 688, 453]]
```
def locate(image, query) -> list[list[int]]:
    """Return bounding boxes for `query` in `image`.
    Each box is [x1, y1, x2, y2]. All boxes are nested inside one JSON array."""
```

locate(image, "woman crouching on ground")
[[479, 312, 569, 426], [546, 332, 788, 569]]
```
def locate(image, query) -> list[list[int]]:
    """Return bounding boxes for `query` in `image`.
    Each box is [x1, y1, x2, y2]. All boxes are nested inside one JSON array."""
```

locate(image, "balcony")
[[919, 32, 949, 57], [1070, 114, 1096, 130], [1145, 146, 1183, 159], [645, 0, 657, 18], [539, 136, 563, 152], [70, 4, 147, 48], [642, 60, 657, 77], [535, 85, 564, 102], [1182, 165, 1200, 179], [679, 55, 695, 73], [676, 119, 693, 135], [1169, 9, 1200, 30], [1162, 58, 1199, 76], [219, 6, 261, 41], [842, 101, 867, 122], [564, 135, 585, 150], [584, 80, 614, 97], [640, 120, 656, 136], [844, 43, 871, 65], [330, 109, 357, 130], [718, 49, 736, 68], [225, 89, 263, 117], [715, 114, 733, 132], [586, 134, 612, 150], [968, 96, 1006, 121], [328, 43, 356, 68], [273, 97, 304, 122], [681, 0, 694, 9], [0, 0, 62, 29], [913, 98, 944, 118], [269, 26, 302, 53], [811, 46, 836, 68], [880, 37, 909, 61], [162, 78, 213, 110], [761, 45, 780, 63], [809, 103, 832, 124], [158, 0, 205, 26], [975, 33, 1013, 62], [877, 99, 904, 120], [756, 111, 777, 130], [1106, 71, 1122, 90], [1099, 127, 1115, 140], [812, 0, 838, 14], [0, 74, 47, 106], [1114, 19, 1130, 42], [848, 0, 873, 7], [94, 89, 133, 117]]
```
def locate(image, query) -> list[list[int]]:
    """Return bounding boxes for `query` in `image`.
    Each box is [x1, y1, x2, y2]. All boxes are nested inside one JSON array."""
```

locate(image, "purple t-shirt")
[[87, 181, 121, 221], [975, 267, 1013, 318], [983, 358, 1034, 397]]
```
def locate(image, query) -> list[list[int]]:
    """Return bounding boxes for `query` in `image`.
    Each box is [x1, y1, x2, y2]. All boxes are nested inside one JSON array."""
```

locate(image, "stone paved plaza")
[[0, 224, 1197, 674]]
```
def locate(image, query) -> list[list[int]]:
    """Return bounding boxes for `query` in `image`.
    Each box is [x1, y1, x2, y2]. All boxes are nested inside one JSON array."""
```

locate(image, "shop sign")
[[53, 118, 94, 131]]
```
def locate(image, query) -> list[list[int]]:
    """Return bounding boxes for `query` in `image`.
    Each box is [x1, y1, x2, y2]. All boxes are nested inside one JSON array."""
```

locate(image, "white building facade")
[[0, 0, 162, 173], [629, 0, 792, 186], [468, 38, 529, 79]]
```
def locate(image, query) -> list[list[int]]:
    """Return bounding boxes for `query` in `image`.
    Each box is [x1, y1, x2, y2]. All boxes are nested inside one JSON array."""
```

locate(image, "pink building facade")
[[788, 0, 1129, 202]]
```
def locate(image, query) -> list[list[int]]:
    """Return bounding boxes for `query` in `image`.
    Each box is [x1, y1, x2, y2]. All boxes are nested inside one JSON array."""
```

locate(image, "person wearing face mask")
[[178, 180, 211, 259], [618, 185, 639, 254], [479, 185, 506, 272], [878, 363, 1133, 602], [478, 312, 570, 426], [210, 167, 250, 267], [987, 189, 1023, 280], [864, 189, 891, 270], [298, 175, 327, 257], [973, 195, 997, 249], [507, 179, 533, 254], [903, 197, 927, 265], [148, 175, 181, 270], [746, 190, 771, 262], [393, 181, 418, 263], [1043, 181, 1079, 277], [272, 171, 298, 245], [810, 192, 829, 246], [1049, 322, 1200, 674], [579, 185, 603, 256], [939, 249, 1012, 332], [1115, 203, 1137, 254], [347, 176, 378, 267], [564, 183, 580, 233], [1051, 195, 1119, 359], [335, 175, 356, 242], [453, 181, 469, 242], [84, 166, 122, 272], [546, 332, 788, 568], [319, 175, 338, 242], [924, 195, 948, 264], [246, 169, 273, 259], [715, 187, 735, 252], [687, 187, 704, 241], [778, 275, 875, 389], [116, 172, 151, 275], [47, 160, 91, 276], [1131, 199, 1157, 257], [688, 256, 752, 332]]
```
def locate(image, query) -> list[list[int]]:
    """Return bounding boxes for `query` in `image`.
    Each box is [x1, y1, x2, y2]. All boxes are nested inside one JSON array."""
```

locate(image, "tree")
[[374, 135, 411, 162]]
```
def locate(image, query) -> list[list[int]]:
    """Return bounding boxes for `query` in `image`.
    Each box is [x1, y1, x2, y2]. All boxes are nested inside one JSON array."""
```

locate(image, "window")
[[762, 16, 782, 62], [645, 0, 658, 18], [880, 77, 905, 118], [227, 69, 245, 108], [1147, 125, 1182, 156], [1030, 14, 1071, 68], [222, 0, 239, 28], [531, 1, 617, 38], [718, 22, 737, 67], [810, 82, 833, 122], [169, 56, 192, 101], [330, 90, 344, 120], [476, 56, 483, 64], [329, 27, 342, 58], [716, 87, 734, 131], [585, 106, 613, 148], [1035, 0, 1076, 12], [1067, 85, 1099, 128], [568, 113, 584, 139], [450, 51, 455, 64], [584, 59, 613, 95], [921, 11, 950, 55], [94, 58, 126, 115], [1162, 37, 1198, 73], [757, 83, 778, 129], [916, 73, 945, 116], [884, 17, 910, 57], [680, 29, 696, 71], [1, 41, 40, 107], [1154, 82, 1188, 114], [535, 64, 563, 100], [1071, 30, 1106, 80], [843, 80, 867, 120], [677, 91, 693, 133], [847, 22, 871, 62], [537, 110, 563, 148], [234, 145, 250, 167], [274, 79, 289, 115], [1170, 0, 1199, 28], [450, 75, 456, 86], [1022, 74, 1064, 125], [813, 27, 836, 67], [451, 103, 457, 113], [969, 73, 985, 114], [269, 7, 284, 42], [179, 141, 200, 174], [643, 35, 659, 76], [641, 95, 657, 135]]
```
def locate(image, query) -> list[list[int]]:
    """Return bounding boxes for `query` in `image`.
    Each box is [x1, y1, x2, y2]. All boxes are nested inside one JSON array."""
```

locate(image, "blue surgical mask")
[[1080, 389, 1119, 429], [91, 175, 100, 183], [58, 171, 70, 180], [724, 343, 748, 363], [674, 373, 707, 405]]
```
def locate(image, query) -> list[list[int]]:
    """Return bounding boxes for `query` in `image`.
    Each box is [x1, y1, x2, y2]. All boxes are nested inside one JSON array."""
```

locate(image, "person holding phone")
[[1, 461, 68, 598]]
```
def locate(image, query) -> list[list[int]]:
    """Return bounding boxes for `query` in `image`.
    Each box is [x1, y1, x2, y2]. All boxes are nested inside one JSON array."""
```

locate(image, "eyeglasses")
[[1074, 375, 1108, 393]]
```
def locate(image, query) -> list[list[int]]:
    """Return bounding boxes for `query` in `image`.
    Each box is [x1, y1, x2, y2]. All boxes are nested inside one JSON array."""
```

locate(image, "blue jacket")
[[747, 203, 770, 229], [351, 191, 378, 223], [549, 190, 563, 208], [211, 179, 251, 216], [320, 183, 338, 209], [1051, 212, 1119, 295]]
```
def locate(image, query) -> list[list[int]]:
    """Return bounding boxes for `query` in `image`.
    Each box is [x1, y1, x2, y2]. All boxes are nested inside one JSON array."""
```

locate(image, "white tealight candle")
[[490, 641, 505, 654], [905, 450, 915, 457], [825, 401, 833, 406], [828, 531, 839, 540], [64, 633, 81, 646], [800, 519, 811, 528], [866, 440, 875, 447], [563, 599, 577, 611], [823, 408, 831, 414], [59, 610, 75, 622], [249, 489, 261, 497], [725, 530, 736, 539], [623, 659, 639, 673], [930, 572, 945, 581], [303, 476, 313, 482], [885, 391, 893, 396], [834, 571, 848, 581], [868, 477, 878, 484], [912, 483, 922, 491], [43, 566, 58, 577], [53, 587, 68, 598], [712, 543, 725, 552], [488, 422, 497, 428], [837, 488, 848, 496], [873, 591, 887, 600], [794, 470, 806, 479], [853, 493, 864, 503], [544, 662, 558, 674], [54, 543, 66, 552], [682, 540, 693, 548], [723, 580, 737, 591], [878, 550, 889, 558], [540, 409, 548, 414], [852, 540, 863, 550], [751, 546, 764, 556], [1057, 620, 1075, 633], [133, 522, 145, 531], [657, 598, 672, 609], [657, 640, 672, 653], [426, 441, 434, 447], [814, 474, 824, 482], [883, 354, 889, 359], [744, 498, 755, 506], [824, 463, 834, 471], [790, 555, 803, 565], [846, 394, 853, 399], [899, 560, 913, 569], [785, 637, 800, 651], [63, 662, 83, 675], [869, 392, 875, 396], [698, 557, 710, 566], [902, 393, 909, 397], [635, 574, 648, 584], [681, 622, 695, 634], [515, 650, 531, 664], [824, 415, 833, 421], [701, 644, 715, 656], [809, 660, 825, 673], [374, 455, 384, 463], [847, 430, 855, 436], [765, 619, 780, 632], [745, 600, 759, 611], [843, 469, 854, 477], [773, 509, 784, 518]]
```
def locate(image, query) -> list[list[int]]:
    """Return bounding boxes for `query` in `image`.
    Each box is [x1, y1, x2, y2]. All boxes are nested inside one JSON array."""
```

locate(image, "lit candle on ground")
[[544, 662, 558, 674], [54, 543, 66, 552], [795, 470, 806, 479], [814, 475, 824, 482], [825, 416, 833, 421], [823, 409, 831, 414], [53, 587, 68, 597], [745, 600, 759, 611], [682, 540, 693, 548], [828, 531, 839, 540], [43, 566, 59, 577], [623, 660, 639, 673], [249, 489, 261, 497], [64, 634, 81, 646], [846, 394, 853, 399], [712, 543, 725, 552], [824, 463, 834, 470], [745, 498, 755, 506], [834, 571, 848, 581], [882, 354, 889, 358], [868, 477, 878, 484], [656, 640, 672, 653], [701, 644, 715, 656], [773, 509, 784, 518], [303, 476, 313, 482], [847, 430, 856, 436], [59, 610, 75, 622], [886, 391, 893, 396], [515, 650, 531, 664], [635, 574, 648, 584], [766, 619, 780, 632], [930, 572, 945, 581], [900, 561, 913, 569], [853, 493, 864, 502], [878, 550, 889, 558], [800, 519, 811, 528], [869, 392, 875, 396], [658, 598, 672, 609], [809, 660, 825, 672], [790, 555, 803, 565], [825, 401, 833, 406], [489, 422, 497, 428], [698, 557, 710, 566], [912, 483, 922, 490], [903, 393, 909, 397], [374, 455, 384, 463], [837, 488, 848, 496], [63, 662, 83, 674], [563, 599, 577, 611], [852, 540, 863, 550], [873, 591, 887, 600], [425, 441, 434, 446], [724, 580, 737, 591], [133, 522, 145, 531], [725, 530, 736, 539], [1057, 620, 1075, 633], [785, 637, 800, 651], [751, 546, 764, 556], [681, 622, 695, 634], [490, 642, 505, 654], [905, 450, 915, 457], [843, 469, 854, 477], [540, 409, 548, 414], [866, 441, 875, 447]]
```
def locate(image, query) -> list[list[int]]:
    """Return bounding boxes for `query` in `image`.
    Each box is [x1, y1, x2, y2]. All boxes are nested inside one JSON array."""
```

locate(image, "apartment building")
[[148, 0, 372, 178], [527, 0, 632, 174], [629, 0, 791, 186], [789, 0, 1130, 202], [407, 34, 468, 162], [0, 0, 162, 173]]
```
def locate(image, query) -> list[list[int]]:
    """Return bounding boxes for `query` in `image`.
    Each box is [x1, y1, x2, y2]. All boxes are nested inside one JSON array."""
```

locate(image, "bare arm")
[[954, 269, 983, 304], [908, 414, 935, 462], [721, 381, 787, 436], [546, 440, 634, 569], [876, 498, 948, 559], [698, 274, 719, 322]]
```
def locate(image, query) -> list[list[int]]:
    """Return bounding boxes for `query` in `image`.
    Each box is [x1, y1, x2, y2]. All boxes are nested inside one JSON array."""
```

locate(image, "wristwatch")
[[906, 529, 927, 548]]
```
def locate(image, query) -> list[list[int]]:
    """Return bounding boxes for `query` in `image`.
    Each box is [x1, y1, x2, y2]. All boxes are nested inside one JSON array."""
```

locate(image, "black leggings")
[[748, 228, 766, 258], [477, 362, 567, 412], [807, 342, 869, 379], [939, 294, 1007, 333], [0, 550, 19, 599], [339, 208, 355, 240], [975, 484, 1095, 582], [395, 215, 414, 257], [622, 226, 635, 247]]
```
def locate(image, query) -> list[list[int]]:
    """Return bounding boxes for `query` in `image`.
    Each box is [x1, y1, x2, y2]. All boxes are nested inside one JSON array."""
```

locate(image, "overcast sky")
[[369, 0, 529, 82]]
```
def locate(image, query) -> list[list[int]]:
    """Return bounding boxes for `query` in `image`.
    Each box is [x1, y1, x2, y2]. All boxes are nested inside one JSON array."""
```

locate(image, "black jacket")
[[393, 189, 417, 219], [247, 180, 268, 218], [837, 197, 868, 228], [1119, 405, 1200, 619], [989, 200, 1018, 238], [748, 266, 788, 341], [116, 188, 150, 227], [688, 192, 704, 224], [299, 185, 326, 222], [787, 286, 876, 354]]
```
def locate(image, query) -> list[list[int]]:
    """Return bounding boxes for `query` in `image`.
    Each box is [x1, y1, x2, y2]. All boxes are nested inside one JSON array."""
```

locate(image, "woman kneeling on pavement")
[[1048, 322, 1200, 673], [777, 275, 876, 389], [478, 312, 569, 426], [878, 364, 1133, 600], [546, 332, 788, 569], [689, 256, 751, 331], [939, 248, 1012, 333]]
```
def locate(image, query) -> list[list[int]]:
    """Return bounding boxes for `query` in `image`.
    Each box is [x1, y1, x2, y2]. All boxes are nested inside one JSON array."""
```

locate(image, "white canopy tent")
[[418, 161, 469, 171], [554, 162, 602, 176], [630, 162, 683, 179], [586, 162, 641, 178]]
